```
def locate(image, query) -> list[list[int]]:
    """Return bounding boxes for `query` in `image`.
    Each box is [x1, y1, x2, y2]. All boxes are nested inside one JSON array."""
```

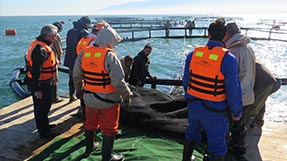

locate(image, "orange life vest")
[[26, 40, 56, 80], [81, 46, 116, 93], [76, 37, 95, 55], [187, 46, 228, 102]]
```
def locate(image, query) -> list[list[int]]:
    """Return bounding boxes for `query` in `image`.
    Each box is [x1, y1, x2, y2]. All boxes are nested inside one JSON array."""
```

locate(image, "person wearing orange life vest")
[[76, 21, 109, 55], [75, 21, 111, 122], [182, 22, 242, 161], [73, 26, 132, 160], [25, 24, 59, 139]]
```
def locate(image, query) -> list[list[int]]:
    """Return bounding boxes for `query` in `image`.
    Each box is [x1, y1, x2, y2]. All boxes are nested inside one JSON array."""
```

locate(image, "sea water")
[[0, 15, 287, 122]]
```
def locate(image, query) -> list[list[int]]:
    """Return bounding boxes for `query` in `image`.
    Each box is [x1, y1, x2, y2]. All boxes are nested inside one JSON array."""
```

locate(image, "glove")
[[122, 92, 133, 109], [122, 98, 131, 109]]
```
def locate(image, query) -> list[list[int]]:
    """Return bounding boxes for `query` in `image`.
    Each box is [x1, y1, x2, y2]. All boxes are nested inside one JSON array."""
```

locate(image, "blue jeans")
[[185, 101, 229, 156]]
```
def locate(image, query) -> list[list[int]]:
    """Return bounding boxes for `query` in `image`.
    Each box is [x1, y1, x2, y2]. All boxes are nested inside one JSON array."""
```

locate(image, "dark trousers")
[[51, 85, 57, 102], [31, 83, 52, 138], [69, 71, 75, 98], [230, 106, 250, 156]]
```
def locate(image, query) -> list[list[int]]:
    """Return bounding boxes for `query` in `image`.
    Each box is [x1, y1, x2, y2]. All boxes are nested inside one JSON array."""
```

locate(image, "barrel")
[[5, 29, 16, 36]]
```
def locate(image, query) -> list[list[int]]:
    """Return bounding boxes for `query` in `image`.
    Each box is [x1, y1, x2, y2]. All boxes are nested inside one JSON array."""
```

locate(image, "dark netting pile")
[[120, 86, 188, 138], [119, 62, 281, 139]]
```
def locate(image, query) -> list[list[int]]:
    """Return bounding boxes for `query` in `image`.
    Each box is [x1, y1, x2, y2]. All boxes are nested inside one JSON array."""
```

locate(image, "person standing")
[[247, 61, 281, 129], [76, 21, 109, 55], [185, 20, 195, 36], [64, 16, 91, 102], [182, 21, 242, 161], [52, 21, 64, 62], [120, 55, 133, 82], [224, 22, 256, 161], [25, 24, 59, 138], [75, 21, 109, 122], [129, 43, 156, 87], [73, 27, 133, 160], [51, 21, 64, 103], [165, 20, 172, 37]]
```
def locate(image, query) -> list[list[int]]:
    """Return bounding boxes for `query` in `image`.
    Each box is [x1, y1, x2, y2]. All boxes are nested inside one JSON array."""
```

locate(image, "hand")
[[152, 76, 157, 80], [51, 75, 58, 86], [232, 115, 241, 121], [122, 98, 131, 109], [34, 91, 43, 99]]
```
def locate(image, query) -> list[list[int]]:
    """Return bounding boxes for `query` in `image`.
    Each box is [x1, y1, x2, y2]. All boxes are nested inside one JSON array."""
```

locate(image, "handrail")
[[58, 66, 287, 88]]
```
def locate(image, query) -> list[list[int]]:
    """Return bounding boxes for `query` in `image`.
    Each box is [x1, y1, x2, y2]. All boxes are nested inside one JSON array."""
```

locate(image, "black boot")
[[69, 80, 76, 102], [182, 140, 196, 161], [210, 155, 225, 161], [84, 130, 99, 157], [102, 135, 124, 161]]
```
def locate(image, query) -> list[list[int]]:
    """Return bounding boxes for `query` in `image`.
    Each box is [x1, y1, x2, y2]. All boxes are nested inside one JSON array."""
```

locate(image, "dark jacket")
[[64, 21, 89, 70], [28, 36, 52, 91], [129, 50, 151, 86], [254, 61, 277, 94]]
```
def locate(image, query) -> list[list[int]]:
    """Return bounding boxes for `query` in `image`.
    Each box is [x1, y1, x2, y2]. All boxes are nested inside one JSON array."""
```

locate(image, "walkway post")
[[268, 29, 272, 40]]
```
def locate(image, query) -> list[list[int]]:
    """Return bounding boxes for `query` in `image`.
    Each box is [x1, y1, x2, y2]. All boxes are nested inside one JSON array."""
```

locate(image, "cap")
[[95, 22, 105, 30], [215, 17, 226, 26], [95, 21, 110, 30], [80, 16, 91, 24], [52, 21, 62, 32]]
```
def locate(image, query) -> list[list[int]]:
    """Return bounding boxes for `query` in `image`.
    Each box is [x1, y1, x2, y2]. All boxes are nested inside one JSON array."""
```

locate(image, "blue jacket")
[[183, 40, 242, 117], [64, 21, 89, 69]]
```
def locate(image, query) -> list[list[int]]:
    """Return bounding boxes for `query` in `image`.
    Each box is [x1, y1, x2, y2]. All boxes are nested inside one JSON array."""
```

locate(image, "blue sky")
[[0, 0, 286, 16]]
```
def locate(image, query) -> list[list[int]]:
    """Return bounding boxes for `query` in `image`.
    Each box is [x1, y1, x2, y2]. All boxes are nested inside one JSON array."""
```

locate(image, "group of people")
[[25, 16, 158, 161], [24, 16, 280, 161], [182, 18, 281, 161]]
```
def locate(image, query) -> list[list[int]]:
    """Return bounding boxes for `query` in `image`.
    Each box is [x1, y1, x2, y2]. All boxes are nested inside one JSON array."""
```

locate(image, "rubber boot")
[[84, 130, 99, 157], [210, 155, 225, 161], [102, 135, 124, 161], [182, 140, 196, 161], [69, 80, 76, 102]]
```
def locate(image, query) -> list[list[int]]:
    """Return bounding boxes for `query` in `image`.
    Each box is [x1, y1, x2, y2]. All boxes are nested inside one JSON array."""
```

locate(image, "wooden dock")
[[0, 96, 287, 160]]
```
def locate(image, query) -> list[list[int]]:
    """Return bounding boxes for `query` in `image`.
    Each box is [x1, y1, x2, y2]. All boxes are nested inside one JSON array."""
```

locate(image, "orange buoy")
[[60, 21, 65, 24], [5, 29, 16, 36]]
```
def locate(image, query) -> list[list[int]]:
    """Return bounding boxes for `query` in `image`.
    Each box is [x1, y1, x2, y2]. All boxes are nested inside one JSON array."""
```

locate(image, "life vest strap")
[[188, 84, 225, 95], [41, 69, 56, 73], [84, 80, 111, 86], [83, 70, 109, 77], [84, 75, 111, 82], [189, 71, 224, 83], [189, 78, 225, 89]]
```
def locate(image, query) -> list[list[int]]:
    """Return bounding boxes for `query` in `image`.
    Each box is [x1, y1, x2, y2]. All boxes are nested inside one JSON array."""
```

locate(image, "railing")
[[114, 26, 287, 42], [58, 66, 287, 89]]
